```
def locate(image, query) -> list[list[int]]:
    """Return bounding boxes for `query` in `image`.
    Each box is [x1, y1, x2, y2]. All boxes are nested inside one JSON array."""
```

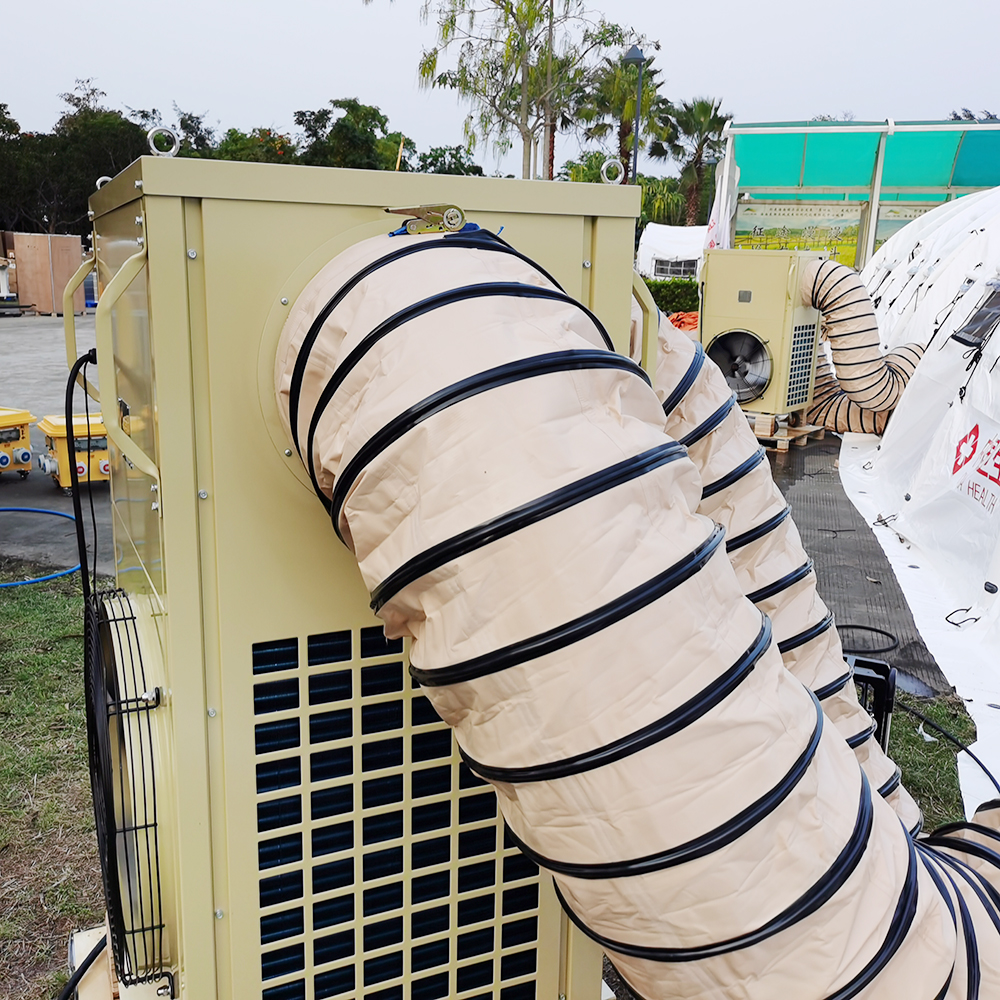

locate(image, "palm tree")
[[652, 97, 730, 225], [639, 175, 685, 228], [575, 53, 666, 185]]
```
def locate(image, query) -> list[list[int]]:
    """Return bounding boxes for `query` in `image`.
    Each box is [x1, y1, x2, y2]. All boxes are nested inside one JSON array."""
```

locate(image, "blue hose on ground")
[[0, 507, 80, 588]]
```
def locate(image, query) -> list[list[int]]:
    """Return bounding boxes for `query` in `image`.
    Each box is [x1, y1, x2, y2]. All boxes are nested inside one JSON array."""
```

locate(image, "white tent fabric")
[[705, 157, 740, 252], [636, 223, 707, 277], [856, 187, 1000, 611], [837, 188, 1000, 813]]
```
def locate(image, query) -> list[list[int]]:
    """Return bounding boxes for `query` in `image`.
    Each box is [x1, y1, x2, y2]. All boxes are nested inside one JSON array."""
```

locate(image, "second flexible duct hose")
[[801, 258, 925, 432], [649, 308, 920, 830], [278, 230, 1000, 999]]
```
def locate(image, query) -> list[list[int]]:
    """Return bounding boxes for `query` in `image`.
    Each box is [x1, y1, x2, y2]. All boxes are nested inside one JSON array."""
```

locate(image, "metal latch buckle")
[[384, 204, 466, 235]]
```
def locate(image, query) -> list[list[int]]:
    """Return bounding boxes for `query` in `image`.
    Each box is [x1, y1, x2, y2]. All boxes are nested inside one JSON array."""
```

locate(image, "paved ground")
[[0, 314, 114, 576], [770, 438, 949, 694]]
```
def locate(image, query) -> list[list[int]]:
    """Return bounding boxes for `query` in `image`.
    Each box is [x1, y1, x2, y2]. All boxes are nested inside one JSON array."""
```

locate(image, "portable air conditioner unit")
[[699, 249, 825, 415], [68, 156, 642, 1000]]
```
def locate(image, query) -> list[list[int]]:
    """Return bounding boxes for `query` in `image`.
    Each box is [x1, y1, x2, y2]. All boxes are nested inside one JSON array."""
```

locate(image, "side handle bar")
[[632, 270, 659, 388], [93, 247, 160, 486], [63, 256, 100, 401]]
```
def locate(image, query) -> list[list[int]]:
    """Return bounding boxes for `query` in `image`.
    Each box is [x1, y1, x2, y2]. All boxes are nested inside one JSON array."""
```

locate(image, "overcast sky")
[[6, 0, 997, 176]]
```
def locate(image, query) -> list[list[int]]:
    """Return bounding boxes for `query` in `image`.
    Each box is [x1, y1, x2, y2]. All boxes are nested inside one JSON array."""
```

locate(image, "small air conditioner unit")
[[699, 249, 825, 415], [68, 157, 642, 1000]]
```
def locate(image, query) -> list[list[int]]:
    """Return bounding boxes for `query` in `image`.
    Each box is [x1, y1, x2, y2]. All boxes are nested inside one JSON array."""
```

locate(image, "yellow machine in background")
[[0, 406, 35, 478], [700, 249, 825, 419], [65, 155, 642, 1000], [36, 413, 110, 493]]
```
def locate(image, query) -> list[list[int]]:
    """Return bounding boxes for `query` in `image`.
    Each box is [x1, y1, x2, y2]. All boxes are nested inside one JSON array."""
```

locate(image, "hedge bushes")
[[643, 278, 700, 315]]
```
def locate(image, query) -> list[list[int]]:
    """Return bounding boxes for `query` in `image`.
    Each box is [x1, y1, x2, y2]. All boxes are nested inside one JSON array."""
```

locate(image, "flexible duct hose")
[[802, 259, 924, 415], [650, 310, 920, 830], [278, 230, 1000, 999], [807, 346, 925, 434]]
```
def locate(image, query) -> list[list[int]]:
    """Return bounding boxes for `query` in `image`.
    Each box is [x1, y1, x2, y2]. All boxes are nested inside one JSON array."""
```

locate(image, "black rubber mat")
[[769, 437, 950, 694]]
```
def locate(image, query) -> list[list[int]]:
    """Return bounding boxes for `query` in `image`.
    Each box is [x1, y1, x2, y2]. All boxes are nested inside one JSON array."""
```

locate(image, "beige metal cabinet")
[[79, 157, 639, 1000]]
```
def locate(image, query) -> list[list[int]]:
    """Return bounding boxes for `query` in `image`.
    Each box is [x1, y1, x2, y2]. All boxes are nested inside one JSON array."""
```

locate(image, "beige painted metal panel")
[[700, 249, 823, 415], [89, 157, 632, 1000], [92, 157, 639, 220], [94, 200, 164, 600]]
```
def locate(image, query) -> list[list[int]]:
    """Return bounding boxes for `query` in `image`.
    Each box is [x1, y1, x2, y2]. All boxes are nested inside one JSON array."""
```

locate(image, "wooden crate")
[[9, 232, 85, 314]]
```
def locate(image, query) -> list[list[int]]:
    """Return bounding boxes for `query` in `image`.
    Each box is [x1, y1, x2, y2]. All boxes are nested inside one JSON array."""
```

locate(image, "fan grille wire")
[[84, 589, 172, 994], [707, 330, 772, 404]]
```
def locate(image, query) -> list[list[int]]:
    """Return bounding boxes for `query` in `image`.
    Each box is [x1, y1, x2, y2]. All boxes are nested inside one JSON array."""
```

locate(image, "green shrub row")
[[643, 278, 700, 315]]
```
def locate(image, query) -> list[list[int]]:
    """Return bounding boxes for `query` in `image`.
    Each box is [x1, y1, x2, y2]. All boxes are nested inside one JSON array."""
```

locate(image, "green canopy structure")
[[716, 120, 1000, 267]]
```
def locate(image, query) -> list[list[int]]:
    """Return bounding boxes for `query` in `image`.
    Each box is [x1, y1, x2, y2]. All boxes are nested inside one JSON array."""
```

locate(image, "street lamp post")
[[623, 44, 644, 184]]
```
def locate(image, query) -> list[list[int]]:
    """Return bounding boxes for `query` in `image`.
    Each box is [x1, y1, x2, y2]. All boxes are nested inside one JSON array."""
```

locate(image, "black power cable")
[[837, 620, 1000, 795], [837, 623, 900, 656], [897, 702, 1000, 798], [56, 934, 106, 1000], [65, 349, 98, 603]]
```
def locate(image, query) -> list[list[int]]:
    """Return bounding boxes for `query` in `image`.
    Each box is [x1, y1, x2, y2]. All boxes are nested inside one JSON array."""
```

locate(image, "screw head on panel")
[[198, 489, 209, 499], [281, 297, 289, 305], [151, 501, 159, 511], [215, 909, 224, 919], [134, 179, 143, 189], [284, 449, 292, 457], [187, 249, 197, 259], [582, 260, 591, 269], [207, 707, 217, 718]]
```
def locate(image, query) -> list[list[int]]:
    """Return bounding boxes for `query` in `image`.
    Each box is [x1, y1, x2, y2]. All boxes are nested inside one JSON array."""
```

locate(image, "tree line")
[[2, 1, 732, 240], [0, 82, 487, 236]]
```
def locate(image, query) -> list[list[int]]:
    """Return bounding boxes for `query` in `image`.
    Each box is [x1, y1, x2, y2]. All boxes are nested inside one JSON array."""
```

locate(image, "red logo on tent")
[[954, 424, 980, 474]]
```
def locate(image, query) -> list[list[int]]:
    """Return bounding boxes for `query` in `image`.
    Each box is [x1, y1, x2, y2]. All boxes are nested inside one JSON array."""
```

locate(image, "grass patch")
[[0, 557, 103, 1000], [888, 688, 978, 831], [0, 557, 982, 1000]]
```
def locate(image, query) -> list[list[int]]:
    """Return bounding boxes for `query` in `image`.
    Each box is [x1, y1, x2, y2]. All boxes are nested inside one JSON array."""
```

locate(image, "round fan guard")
[[84, 590, 173, 995], [706, 330, 773, 404]]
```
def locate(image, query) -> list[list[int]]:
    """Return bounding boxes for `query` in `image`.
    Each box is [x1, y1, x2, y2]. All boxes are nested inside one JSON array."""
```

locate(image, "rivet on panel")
[[134, 179, 143, 190], [284, 449, 292, 457], [281, 297, 289, 306], [187, 249, 198, 260], [198, 489, 209, 500], [582, 260, 591, 269], [207, 707, 217, 718], [214, 908, 224, 919]]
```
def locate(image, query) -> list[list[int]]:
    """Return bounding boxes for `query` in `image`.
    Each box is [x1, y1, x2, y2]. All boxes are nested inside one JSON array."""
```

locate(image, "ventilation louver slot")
[[786, 322, 818, 408], [252, 627, 543, 999]]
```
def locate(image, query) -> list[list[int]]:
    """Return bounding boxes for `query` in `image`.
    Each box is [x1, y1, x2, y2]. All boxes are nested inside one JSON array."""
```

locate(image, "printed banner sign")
[[734, 202, 863, 267]]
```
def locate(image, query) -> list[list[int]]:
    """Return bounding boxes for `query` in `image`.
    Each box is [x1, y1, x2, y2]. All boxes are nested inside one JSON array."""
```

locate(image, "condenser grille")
[[786, 323, 818, 408], [251, 628, 542, 1000]]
